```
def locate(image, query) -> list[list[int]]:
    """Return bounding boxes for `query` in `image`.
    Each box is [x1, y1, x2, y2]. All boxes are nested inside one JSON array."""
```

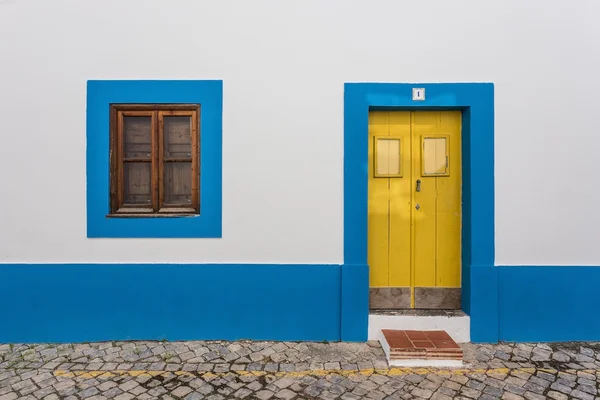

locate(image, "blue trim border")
[[2, 263, 598, 343], [0, 263, 359, 343], [343, 82, 496, 342], [497, 266, 600, 342], [341, 264, 369, 341], [86, 80, 223, 238]]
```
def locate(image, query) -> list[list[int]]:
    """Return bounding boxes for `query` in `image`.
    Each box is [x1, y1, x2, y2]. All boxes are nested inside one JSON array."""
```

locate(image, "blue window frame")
[[86, 80, 222, 238]]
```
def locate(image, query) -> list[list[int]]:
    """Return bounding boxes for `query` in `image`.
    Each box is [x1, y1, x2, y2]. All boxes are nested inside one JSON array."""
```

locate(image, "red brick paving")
[[382, 329, 463, 360]]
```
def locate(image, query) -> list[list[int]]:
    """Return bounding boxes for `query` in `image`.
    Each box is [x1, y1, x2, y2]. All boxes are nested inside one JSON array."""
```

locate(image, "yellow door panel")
[[412, 112, 438, 289], [435, 210, 462, 287], [434, 112, 462, 287], [388, 112, 411, 287], [368, 112, 391, 287], [367, 110, 461, 307]]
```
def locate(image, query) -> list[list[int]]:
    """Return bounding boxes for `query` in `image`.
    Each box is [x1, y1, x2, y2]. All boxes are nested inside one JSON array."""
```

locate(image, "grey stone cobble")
[[2, 341, 600, 399], [550, 381, 573, 394], [502, 393, 525, 400], [571, 389, 595, 400], [547, 391, 569, 400]]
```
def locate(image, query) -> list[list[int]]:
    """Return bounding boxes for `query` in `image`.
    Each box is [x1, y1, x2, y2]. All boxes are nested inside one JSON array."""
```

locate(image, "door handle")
[[416, 179, 421, 192]]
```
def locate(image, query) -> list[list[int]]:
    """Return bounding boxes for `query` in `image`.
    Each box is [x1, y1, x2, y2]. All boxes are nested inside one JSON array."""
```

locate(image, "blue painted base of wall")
[[0, 264, 367, 343], [466, 265, 600, 343], [498, 266, 600, 342], [463, 264, 498, 343], [341, 264, 369, 341], [2, 263, 599, 343]]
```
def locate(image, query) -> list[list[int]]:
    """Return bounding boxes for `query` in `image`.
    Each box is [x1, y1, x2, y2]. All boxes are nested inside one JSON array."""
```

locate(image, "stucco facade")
[[0, 0, 599, 343]]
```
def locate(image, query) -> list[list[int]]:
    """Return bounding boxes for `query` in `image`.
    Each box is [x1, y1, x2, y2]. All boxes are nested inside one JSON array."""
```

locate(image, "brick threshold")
[[381, 329, 464, 366]]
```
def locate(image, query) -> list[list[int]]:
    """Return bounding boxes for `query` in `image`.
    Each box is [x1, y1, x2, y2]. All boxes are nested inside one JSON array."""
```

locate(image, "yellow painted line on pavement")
[[53, 367, 599, 380]]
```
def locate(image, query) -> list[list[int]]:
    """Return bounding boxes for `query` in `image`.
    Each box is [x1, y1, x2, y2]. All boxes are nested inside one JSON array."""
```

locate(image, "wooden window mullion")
[[192, 109, 199, 213], [116, 111, 125, 210], [109, 108, 118, 213], [158, 111, 165, 210], [151, 111, 159, 212]]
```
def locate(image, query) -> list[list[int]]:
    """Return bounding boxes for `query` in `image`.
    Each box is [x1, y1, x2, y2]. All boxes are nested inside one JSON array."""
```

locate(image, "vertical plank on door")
[[368, 111, 390, 287], [388, 111, 412, 288], [435, 111, 462, 287], [412, 111, 438, 288]]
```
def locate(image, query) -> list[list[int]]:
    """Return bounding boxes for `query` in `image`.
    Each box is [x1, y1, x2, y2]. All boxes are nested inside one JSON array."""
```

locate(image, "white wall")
[[0, 0, 599, 264]]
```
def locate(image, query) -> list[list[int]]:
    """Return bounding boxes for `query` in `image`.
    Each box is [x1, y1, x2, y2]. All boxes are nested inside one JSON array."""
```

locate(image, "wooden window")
[[109, 104, 200, 216]]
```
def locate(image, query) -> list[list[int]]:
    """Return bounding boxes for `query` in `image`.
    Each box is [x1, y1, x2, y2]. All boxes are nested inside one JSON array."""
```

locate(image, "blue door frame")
[[343, 82, 497, 342]]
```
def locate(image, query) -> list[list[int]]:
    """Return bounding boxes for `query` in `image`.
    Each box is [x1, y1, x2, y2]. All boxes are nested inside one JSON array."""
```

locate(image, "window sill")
[[106, 213, 199, 218]]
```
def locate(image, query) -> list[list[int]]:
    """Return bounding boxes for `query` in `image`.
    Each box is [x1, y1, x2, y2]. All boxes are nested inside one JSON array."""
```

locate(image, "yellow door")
[[368, 111, 461, 309]]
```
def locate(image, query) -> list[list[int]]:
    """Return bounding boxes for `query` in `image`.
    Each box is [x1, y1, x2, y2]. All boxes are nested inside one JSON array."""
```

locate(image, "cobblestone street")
[[2, 340, 600, 400]]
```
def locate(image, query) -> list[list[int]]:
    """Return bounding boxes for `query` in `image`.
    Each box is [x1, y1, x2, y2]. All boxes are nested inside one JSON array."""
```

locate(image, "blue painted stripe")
[[340, 264, 369, 342], [498, 266, 600, 342], [0, 264, 342, 343], [464, 265, 600, 343], [466, 264, 499, 343], [3, 263, 598, 343]]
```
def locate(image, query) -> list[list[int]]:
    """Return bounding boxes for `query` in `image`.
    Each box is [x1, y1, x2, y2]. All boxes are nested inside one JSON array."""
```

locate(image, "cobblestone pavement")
[[2, 340, 600, 399]]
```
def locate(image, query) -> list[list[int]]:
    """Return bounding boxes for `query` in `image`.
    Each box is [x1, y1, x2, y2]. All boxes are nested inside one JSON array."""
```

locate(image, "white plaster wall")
[[0, 0, 598, 264]]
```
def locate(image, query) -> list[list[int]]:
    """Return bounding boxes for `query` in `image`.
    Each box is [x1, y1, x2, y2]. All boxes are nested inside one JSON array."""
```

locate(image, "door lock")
[[416, 179, 421, 192], [415, 204, 420, 210]]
